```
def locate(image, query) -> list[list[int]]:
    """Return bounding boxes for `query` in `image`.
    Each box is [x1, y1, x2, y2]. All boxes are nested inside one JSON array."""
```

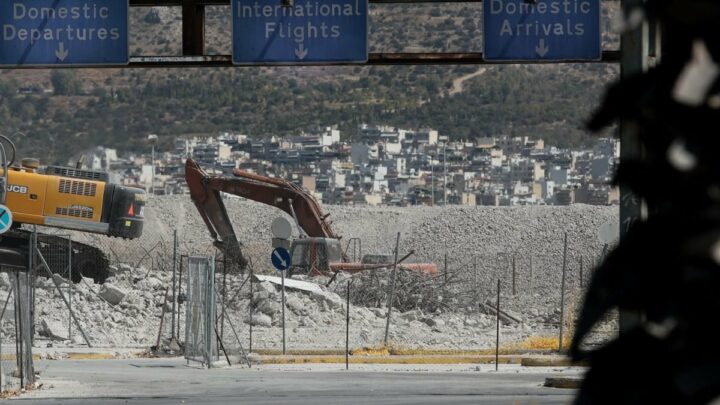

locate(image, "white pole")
[[151, 144, 155, 195], [431, 163, 435, 206], [443, 145, 447, 206]]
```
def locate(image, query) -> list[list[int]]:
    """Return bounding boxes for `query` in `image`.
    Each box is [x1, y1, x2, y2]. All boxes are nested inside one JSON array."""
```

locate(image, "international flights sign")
[[232, 0, 368, 64]]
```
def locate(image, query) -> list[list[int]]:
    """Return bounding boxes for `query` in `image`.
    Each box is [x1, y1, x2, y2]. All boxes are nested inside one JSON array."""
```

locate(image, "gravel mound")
[[24, 196, 619, 350]]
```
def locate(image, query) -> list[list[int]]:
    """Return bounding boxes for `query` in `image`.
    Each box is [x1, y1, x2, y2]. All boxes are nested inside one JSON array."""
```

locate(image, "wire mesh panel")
[[0, 270, 35, 392], [0, 273, 17, 392], [13, 270, 34, 387], [35, 235, 74, 342], [184, 256, 217, 367]]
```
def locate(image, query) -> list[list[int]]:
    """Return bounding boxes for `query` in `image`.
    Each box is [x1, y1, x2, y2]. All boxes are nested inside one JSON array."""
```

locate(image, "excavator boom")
[[185, 158, 339, 268]]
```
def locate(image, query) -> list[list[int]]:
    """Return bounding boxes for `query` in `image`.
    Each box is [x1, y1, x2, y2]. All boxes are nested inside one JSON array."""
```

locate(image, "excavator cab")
[[288, 238, 343, 275]]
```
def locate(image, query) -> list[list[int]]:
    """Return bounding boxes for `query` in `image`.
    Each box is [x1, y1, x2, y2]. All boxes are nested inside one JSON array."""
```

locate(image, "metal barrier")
[[184, 256, 218, 367]]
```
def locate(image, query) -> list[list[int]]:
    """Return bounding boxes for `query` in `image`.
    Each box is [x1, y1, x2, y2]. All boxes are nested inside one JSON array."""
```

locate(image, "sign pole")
[[346, 280, 351, 371], [559, 233, 568, 353], [495, 279, 500, 371], [281, 268, 286, 355], [383, 232, 401, 346]]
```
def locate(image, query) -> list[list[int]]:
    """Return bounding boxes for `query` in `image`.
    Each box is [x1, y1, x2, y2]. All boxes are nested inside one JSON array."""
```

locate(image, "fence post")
[[171, 229, 177, 341], [495, 279, 500, 371], [68, 236, 72, 340], [346, 280, 351, 371], [156, 287, 170, 350], [559, 233, 568, 353], [444, 253, 448, 284], [511, 255, 516, 296], [529, 255, 533, 296], [473, 256, 478, 308], [177, 255, 184, 341], [15, 272, 23, 388], [249, 263, 253, 353], [221, 252, 227, 342], [383, 232, 401, 346]]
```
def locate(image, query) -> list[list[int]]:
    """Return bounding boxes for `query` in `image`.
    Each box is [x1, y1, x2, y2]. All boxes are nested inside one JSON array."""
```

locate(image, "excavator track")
[[6, 229, 111, 284]]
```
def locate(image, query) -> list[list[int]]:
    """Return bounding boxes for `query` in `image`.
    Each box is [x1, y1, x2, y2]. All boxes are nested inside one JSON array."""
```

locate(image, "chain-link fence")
[[18, 198, 618, 358]]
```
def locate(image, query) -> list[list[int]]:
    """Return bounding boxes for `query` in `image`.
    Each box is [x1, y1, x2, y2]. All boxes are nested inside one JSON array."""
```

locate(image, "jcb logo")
[[7, 185, 28, 194]]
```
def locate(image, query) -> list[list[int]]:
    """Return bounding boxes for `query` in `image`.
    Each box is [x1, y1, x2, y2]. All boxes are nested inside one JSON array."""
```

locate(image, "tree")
[[51, 70, 82, 95]]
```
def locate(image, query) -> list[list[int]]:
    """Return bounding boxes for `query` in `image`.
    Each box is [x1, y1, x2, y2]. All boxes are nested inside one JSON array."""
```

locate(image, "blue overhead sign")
[[483, 0, 601, 61], [271, 247, 291, 271], [0, 0, 128, 66], [232, 0, 368, 64]]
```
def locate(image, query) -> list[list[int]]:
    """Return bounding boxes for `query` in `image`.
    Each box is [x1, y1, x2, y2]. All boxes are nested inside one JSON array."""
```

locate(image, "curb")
[[521, 357, 586, 367], [259, 355, 528, 365], [1, 352, 144, 361]]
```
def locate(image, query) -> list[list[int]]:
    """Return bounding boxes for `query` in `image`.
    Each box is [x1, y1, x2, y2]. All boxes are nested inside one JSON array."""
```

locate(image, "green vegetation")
[[0, 4, 619, 164]]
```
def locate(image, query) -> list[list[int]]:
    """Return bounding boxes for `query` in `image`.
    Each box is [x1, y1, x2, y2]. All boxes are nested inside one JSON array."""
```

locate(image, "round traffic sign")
[[0, 204, 13, 235], [271, 247, 291, 271], [598, 221, 619, 244], [271, 217, 292, 240]]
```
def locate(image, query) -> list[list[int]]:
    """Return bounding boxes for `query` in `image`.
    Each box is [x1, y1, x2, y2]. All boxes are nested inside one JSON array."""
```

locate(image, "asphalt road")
[[15, 359, 580, 404]]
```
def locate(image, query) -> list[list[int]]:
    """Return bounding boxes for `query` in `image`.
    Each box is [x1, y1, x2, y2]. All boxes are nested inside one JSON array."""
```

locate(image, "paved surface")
[[15, 359, 582, 404]]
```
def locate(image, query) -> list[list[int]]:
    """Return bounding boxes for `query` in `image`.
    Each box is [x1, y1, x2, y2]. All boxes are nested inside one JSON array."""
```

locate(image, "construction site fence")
[[31, 223, 618, 356]]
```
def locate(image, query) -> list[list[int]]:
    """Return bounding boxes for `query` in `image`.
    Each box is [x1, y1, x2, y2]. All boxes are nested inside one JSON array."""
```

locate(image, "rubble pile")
[[18, 196, 619, 349]]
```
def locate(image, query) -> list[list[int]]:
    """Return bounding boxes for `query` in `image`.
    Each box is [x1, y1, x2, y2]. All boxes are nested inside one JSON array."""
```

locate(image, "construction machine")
[[185, 158, 436, 276], [0, 136, 146, 283]]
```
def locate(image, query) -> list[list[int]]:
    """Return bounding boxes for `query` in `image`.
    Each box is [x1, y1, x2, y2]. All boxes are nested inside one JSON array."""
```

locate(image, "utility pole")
[[431, 162, 435, 206], [151, 143, 155, 195], [148, 134, 158, 195], [443, 144, 447, 206]]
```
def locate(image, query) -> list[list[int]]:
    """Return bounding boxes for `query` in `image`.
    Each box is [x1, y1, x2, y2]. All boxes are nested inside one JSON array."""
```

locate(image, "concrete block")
[[100, 284, 126, 306]]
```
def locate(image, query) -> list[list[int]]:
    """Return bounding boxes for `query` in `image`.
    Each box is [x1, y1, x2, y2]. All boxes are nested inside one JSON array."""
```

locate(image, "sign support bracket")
[[182, 0, 205, 56]]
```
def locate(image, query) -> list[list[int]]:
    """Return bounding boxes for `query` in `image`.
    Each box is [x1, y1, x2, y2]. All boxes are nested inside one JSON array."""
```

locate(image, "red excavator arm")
[[185, 158, 341, 267]]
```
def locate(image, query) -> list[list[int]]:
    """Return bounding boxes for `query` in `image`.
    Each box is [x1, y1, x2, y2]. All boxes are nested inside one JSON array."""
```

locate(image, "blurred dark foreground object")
[[571, 1, 720, 404]]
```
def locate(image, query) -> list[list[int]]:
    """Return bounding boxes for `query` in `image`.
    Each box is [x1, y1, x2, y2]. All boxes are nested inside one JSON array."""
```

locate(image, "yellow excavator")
[[0, 135, 146, 283]]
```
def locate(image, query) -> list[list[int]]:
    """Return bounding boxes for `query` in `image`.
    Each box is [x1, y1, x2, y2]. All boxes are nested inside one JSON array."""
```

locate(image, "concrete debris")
[[248, 313, 272, 327], [38, 351, 69, 360], [38, 319, 66, 341], [22, 196, 617, 350], [0, 272, 9, 288], [424, 318, 445, 328], [52, 274, 70, 286], [99, 284, 126, 306], [254, 274, 323, 294]]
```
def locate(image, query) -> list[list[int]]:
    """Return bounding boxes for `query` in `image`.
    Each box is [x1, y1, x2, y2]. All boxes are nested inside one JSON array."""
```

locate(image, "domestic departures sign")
[[0, 0, 128, 66], [483, 0, 601, 61], [232, 0, 368, 64]]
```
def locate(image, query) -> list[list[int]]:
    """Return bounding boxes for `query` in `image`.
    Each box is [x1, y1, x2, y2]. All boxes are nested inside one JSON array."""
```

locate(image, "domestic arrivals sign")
[[0, 0, 128, 66], [232, 0, 368, 64], [483, 0, 601, 61]]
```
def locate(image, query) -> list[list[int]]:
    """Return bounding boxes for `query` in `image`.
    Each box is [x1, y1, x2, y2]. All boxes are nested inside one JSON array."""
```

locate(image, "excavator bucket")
[[185, 159, 248, 270]]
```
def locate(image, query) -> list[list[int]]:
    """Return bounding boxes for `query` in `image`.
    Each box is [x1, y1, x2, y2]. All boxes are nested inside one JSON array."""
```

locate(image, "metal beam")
[[13, 51, 616, 69], [129, 0, 621, 3], [182, 0, 205, 56], [129, 0, 484, 5], [0, 51, 619, 68]]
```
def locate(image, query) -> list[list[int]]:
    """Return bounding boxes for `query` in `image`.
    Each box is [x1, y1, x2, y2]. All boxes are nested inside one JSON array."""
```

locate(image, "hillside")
[[0, 3, 619, 164]]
